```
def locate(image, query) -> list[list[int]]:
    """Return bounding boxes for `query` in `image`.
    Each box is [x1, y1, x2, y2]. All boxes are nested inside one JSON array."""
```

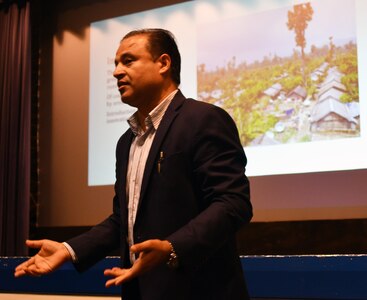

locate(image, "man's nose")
[[113, 64, 125, 78]]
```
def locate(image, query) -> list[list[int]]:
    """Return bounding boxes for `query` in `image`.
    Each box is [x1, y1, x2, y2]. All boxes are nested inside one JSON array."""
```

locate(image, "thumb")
[[25, 239, 44, 249], [131, 240, 151, 254]]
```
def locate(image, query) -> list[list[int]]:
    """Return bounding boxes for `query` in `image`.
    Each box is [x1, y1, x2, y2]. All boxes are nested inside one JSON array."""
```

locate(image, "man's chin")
[[120, 96, 136, 108], [119, 93, 129, 103]]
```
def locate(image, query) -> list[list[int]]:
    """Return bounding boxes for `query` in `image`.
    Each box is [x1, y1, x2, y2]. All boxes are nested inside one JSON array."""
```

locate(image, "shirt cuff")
[[62, 242, 78, 263]]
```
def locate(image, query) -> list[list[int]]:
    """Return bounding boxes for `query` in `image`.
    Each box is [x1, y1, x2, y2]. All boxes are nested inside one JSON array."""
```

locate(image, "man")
[[15, 28, 253, 300]]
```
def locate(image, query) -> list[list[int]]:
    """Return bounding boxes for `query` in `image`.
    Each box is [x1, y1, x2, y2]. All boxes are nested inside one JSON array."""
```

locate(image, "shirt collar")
[[128, 89, 178, 136]]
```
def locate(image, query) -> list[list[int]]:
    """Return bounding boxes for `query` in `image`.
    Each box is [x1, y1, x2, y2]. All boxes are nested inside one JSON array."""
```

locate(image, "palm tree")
[[287, 3, 314, 87]]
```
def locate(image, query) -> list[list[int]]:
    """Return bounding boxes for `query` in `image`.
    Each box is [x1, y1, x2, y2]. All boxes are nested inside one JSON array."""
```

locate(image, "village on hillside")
[[198, 54, 360, 147], [197, 2, 360, 148], [250, 62, 360, 146]]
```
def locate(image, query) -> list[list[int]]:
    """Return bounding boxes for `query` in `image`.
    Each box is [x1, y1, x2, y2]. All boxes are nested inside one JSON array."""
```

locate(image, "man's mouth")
[[118, 82, 129, 92]]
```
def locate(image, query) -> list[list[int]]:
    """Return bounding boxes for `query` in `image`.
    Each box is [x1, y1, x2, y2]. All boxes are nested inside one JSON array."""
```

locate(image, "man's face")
[[113, 34, 163, 109]]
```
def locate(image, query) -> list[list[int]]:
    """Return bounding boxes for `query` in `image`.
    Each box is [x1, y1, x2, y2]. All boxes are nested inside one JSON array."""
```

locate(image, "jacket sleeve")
[[65, 196, 121, 272], [65, 132, 131, 272], [166, 103, 252, 271]]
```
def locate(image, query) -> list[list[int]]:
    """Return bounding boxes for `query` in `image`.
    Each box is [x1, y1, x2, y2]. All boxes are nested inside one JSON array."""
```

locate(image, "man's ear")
[[158, 54, 171, 75]]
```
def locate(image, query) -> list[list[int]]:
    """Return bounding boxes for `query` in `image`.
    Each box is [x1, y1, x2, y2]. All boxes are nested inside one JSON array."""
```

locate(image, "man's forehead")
[[115, 36, 151, 60], [120, 35, 148, 50]]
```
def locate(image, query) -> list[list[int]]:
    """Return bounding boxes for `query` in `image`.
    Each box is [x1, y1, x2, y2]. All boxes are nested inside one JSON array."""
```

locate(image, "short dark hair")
[[122, 28, 181, 85]]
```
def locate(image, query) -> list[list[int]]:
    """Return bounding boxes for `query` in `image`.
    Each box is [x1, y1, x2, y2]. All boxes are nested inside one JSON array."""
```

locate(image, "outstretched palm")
[[104, 239, 171, 287], [14, 239, 71, 277]]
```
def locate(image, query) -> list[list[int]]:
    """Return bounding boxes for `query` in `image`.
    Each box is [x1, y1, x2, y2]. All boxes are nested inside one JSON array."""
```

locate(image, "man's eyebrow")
[[114, 53, 128, 65], [122, 52, 134, 58], [115, 52, 135, 62]]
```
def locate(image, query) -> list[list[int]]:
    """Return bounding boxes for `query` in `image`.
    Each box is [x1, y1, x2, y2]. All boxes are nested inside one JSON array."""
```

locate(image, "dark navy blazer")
[[67, 90, 253, 300]]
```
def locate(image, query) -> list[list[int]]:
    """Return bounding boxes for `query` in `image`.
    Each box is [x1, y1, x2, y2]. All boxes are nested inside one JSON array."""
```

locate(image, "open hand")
[[14, 239, 71, 277], [104, 239, 171, 287]]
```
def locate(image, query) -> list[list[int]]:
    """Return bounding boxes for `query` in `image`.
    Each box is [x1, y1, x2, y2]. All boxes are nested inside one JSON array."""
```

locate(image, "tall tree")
[[287, 3, 314, 86], [327, 36, 335, 63]]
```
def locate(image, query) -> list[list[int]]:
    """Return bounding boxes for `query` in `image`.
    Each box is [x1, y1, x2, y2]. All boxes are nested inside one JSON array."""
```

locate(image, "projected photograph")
[[89, 0, 367, 181], [197, 0, 359, 147]]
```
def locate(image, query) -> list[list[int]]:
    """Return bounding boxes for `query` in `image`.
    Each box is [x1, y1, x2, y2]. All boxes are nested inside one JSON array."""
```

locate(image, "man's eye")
[[124, 58, 133, 65]]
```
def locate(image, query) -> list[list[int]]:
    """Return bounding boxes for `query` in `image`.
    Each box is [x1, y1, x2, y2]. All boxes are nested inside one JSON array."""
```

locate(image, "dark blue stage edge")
[[1, 255, 367, 299]]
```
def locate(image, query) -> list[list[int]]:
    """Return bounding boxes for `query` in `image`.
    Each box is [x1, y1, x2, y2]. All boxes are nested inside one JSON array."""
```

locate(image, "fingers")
[[14, 257, 46, 277], [14, 269, 26, 277], [105, 278, 117, 288], [14, 240, 44, 277], [104, 267, 123, 277], [104, 267, 132, 288], [24, 264, 45, 277], [14, 239, 59, 278], [14, 264, 28, 277], [15, 257, 35, 270], [14, 257, 35, 277]]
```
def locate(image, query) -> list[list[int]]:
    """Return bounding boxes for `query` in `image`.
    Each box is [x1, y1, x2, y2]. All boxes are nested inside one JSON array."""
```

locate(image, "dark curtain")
[[0, 0, 31, 255]]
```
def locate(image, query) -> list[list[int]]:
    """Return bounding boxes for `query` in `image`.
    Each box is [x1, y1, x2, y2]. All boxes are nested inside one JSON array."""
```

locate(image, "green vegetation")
[[198, 41, 358, 146]]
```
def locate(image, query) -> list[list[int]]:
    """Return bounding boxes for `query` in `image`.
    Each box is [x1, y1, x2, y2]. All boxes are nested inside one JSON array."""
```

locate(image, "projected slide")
[[89, 0, 367, 186]]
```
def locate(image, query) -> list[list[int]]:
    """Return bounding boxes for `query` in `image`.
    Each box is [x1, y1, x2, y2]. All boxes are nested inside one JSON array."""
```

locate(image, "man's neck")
[[137, 85, 178, 130]]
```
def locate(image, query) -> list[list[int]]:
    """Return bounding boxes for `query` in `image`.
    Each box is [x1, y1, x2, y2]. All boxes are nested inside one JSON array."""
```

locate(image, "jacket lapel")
[[137, 91, 186, 212], [118, 130, 134, 216]]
